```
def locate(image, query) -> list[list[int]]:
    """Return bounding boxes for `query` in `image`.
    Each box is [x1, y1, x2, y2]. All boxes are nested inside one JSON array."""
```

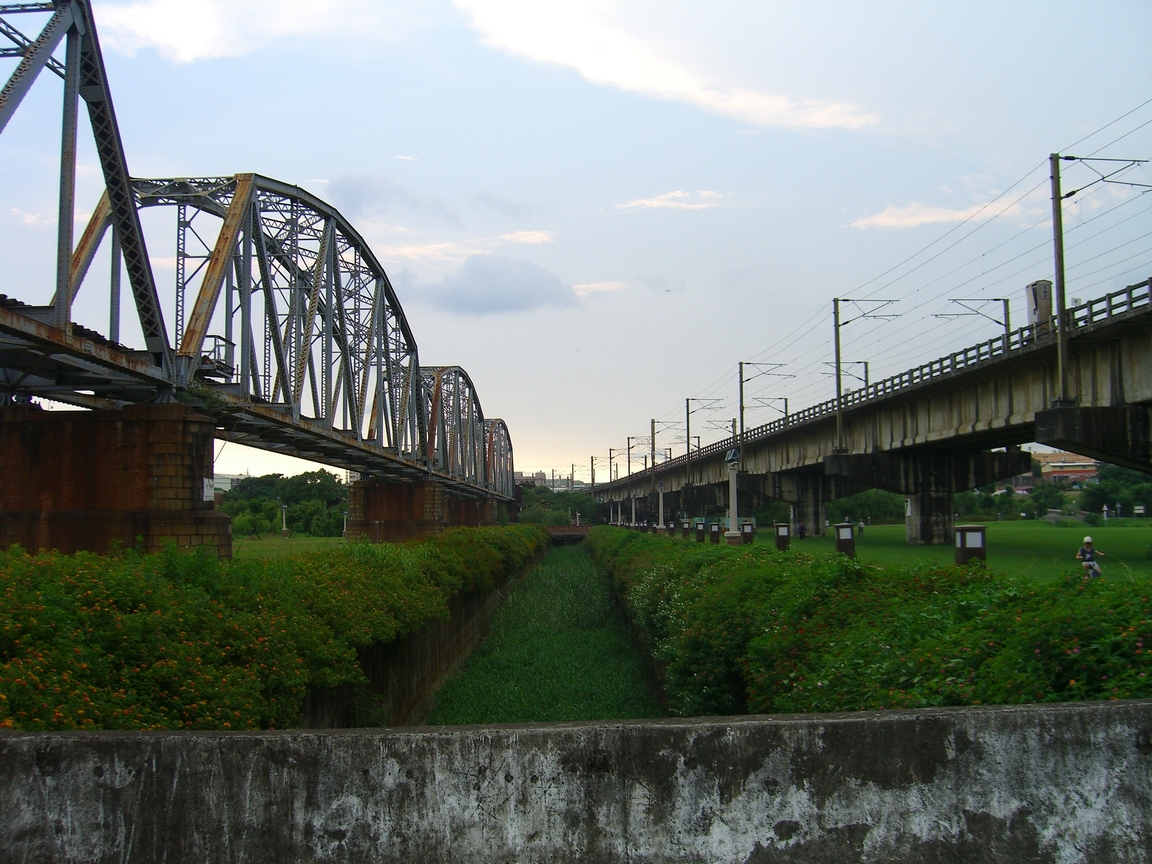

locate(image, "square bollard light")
[[710, 523, 721, 544], [955, 524, 987, 565], [834, 522, 856, 557], [695, 522, 706, 543], [741, 522, 755, 545], [682, 520, 691, 538], [774, 522, 790, 551]]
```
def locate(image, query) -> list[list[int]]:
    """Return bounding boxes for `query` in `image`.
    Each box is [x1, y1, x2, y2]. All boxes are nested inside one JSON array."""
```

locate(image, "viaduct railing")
[[606, 277, 1151, 486]]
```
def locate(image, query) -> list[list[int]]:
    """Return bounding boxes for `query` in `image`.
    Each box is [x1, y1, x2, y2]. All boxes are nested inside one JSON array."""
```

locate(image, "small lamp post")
[[281, 504, 289, 538], [834, 521, 855, 557], [657, 480, 665, 532], [954, 524, 987, 566], [724, 447, 741, 546], [774, 522, 790, 551]]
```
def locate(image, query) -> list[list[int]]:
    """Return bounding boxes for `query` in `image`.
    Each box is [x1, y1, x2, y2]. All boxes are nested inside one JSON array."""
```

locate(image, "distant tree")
[[1079, 463, 1152, 516], [221, 471, 347, 536], [826, 489, 906, 524]]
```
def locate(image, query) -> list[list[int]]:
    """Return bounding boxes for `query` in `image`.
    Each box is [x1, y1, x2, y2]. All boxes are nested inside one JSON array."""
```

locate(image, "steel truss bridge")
[[0, 1, 513, 500]]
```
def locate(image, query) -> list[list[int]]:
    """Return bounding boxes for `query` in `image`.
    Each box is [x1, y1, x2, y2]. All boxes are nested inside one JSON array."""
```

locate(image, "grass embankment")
[[0, 526, 549, 731], [589, 526, 1151, 718], [429, 544, 664, 724], [783, 520, 1152, 583]]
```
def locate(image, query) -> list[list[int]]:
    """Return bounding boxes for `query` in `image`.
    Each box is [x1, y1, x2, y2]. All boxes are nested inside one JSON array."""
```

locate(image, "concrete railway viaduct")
[[596, 278, 1152, 543]]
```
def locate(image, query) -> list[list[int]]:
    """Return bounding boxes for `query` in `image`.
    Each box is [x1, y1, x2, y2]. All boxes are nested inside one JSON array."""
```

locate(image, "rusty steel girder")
[[0, 3, 515, 499]]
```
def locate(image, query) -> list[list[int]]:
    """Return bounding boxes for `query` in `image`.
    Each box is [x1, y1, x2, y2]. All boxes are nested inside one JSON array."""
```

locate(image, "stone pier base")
[[0, 404, 230, 557]]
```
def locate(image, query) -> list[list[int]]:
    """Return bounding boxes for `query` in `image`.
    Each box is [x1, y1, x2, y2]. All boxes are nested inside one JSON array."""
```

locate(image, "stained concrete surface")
[[1, 701, 1149, 863]]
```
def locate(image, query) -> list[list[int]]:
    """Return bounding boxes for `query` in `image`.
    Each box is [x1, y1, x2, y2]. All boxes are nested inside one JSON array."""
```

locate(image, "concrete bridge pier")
[[824, 449, 1031, 545], [1036, 405, 1151, 473], [0, 404, 231, 557], [348, 480, 498, 542], [773, 472, 829, 538]]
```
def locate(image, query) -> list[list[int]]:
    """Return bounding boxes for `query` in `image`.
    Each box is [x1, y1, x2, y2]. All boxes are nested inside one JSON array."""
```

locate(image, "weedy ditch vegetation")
[[0, 526, 548, 731], [428, 544, 664, 724], [588, 527, 1152, 717]]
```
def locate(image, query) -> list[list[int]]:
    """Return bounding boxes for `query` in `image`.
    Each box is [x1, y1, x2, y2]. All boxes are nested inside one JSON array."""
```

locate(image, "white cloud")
[[852, 201, 1021, 230], [617, 190, 722, 210], [499, 230, 555, 244], [10, 208, 53, 227], [96, 0, 402, 62], [392, 155, 418, 161], [453, 1, 877, 130], [573, 280, 626, 297]]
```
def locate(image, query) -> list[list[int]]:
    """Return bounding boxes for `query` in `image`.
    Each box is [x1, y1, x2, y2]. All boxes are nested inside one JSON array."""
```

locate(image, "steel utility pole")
[[685, 399, 690, 479], [833, 298, 844, 451], [831, 298, 895, 452], [685, 397, 721, 487], [590, 456, 595, 494], [626, 437, 633, 519], [1050, 153, 1072, 406], [738, 362, 745, 449], [650, 418, 656, 476], [738, 362, 790, 454]]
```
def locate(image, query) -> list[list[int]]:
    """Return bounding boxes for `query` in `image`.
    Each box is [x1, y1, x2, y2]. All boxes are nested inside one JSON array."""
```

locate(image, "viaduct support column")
[[774, 472, 828, 538], [0, 404, 231, 557], [824, 449, 1031, 545]]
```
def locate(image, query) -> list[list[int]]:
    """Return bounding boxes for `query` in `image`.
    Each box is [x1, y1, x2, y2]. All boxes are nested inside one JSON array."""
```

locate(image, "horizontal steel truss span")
[[0, 4, 514, 499], [598, 277, 1152, 495]]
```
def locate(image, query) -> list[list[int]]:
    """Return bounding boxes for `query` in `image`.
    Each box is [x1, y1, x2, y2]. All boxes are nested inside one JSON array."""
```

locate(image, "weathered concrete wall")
[[302, 556, 537, 728], [2, 701, 1149, 863]]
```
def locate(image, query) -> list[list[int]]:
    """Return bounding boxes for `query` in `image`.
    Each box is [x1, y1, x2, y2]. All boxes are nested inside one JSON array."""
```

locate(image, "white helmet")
[[1083, 536, 1093, 544]]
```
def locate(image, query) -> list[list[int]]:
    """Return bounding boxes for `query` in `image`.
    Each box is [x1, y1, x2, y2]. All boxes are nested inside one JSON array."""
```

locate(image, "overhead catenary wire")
[[627, 100, 1152, 454]]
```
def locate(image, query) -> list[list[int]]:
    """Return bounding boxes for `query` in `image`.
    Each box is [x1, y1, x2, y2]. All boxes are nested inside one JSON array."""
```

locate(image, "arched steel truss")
[[0, 3, 513, 499]]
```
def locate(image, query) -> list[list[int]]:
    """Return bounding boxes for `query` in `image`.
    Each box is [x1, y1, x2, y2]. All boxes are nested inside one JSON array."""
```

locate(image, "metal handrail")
[[628, 278, 1151, 480]]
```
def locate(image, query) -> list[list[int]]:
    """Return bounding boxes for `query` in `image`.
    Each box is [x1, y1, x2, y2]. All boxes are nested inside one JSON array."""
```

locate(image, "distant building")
[[1032, 451, 1097, 484], [514, 470, 547, 487], [212, 473, 249, 493]]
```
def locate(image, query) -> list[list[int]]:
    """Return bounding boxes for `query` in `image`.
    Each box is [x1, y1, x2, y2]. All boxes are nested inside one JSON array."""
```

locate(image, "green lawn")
[[427, 544, 664, 724], [231, 535, 345, 559], [764, 520, 1152, 583]]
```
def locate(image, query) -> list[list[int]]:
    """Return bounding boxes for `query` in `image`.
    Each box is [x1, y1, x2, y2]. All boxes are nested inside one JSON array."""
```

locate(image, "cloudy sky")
[[2, 1, 1151, 479]]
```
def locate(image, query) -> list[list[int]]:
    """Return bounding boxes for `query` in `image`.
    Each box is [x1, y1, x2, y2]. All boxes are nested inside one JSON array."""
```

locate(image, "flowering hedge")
[[0, 525, 547, 731], [587, 527, 1151, 717]]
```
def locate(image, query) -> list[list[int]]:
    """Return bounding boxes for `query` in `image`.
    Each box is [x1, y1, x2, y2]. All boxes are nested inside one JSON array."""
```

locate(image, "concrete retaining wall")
[[302, 566, 533, 728], [2, 700, 1149, 863]]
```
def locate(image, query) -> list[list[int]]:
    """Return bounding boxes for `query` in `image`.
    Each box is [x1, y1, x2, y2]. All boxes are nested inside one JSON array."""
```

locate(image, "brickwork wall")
[[0, 404, 230, 557], [347, 480, 449, 542]]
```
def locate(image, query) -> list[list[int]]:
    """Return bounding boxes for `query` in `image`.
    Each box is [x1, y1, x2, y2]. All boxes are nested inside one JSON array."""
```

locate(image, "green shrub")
[[587, 526, 1151, 717], [0, 525, 548, 731]]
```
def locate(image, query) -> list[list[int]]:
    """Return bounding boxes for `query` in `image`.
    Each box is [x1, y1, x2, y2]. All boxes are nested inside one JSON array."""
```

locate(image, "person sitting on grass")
[[1076, 535, 1105, 579]]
